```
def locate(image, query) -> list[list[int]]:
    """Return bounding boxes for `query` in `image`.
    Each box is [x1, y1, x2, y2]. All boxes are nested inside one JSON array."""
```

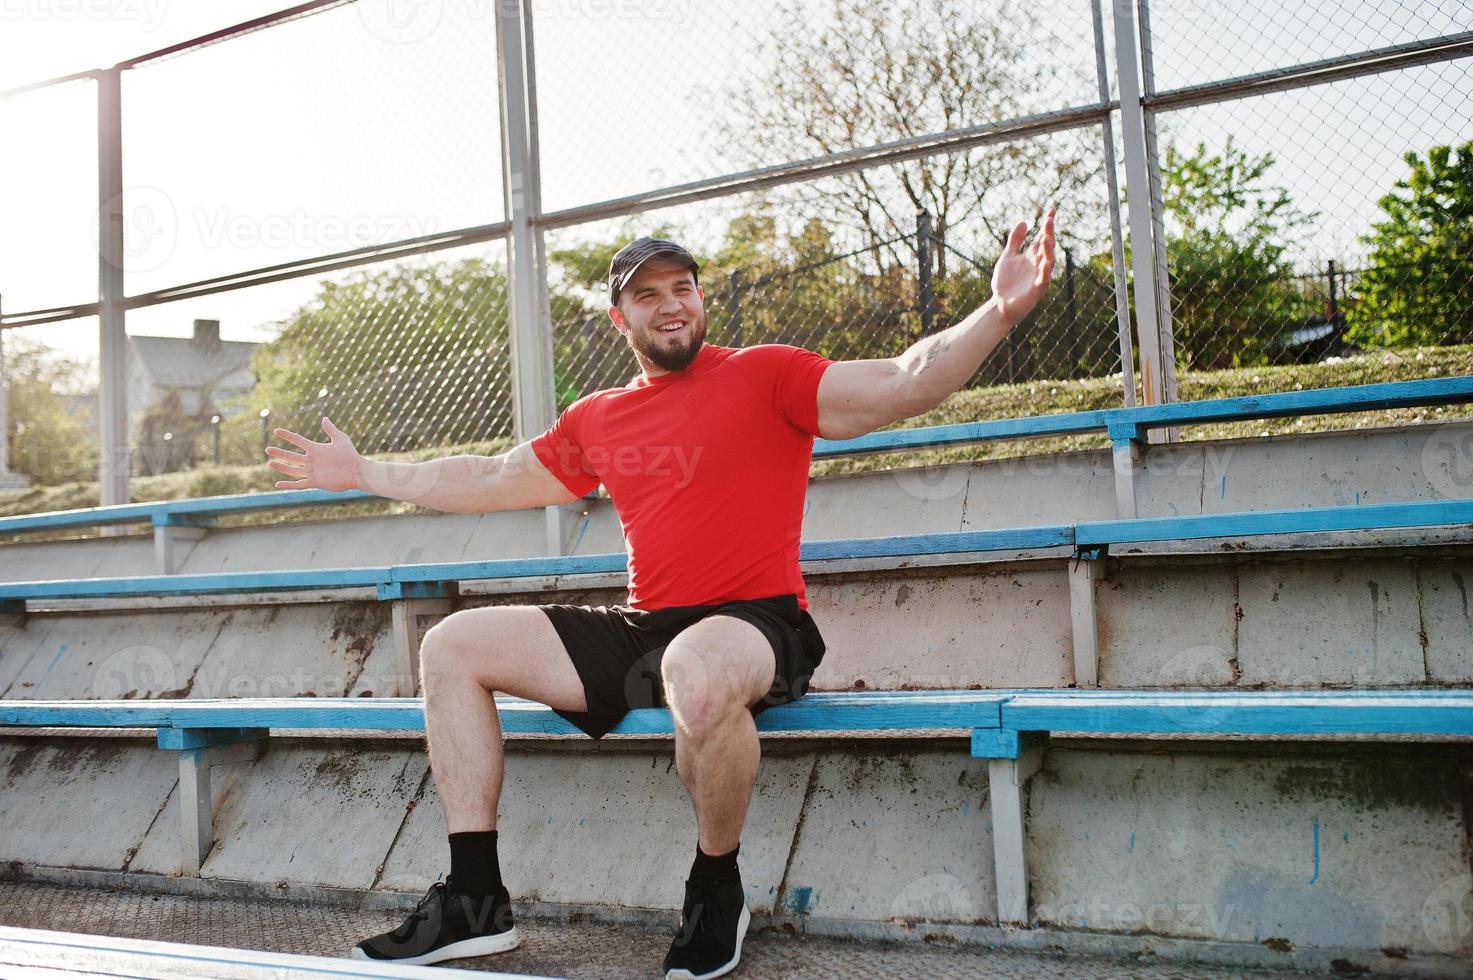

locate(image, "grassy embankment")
[[3, 345, 1469, 540]]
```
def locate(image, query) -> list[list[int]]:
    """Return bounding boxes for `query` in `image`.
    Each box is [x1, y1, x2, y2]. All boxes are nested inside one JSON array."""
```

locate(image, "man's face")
[[610, 259, 706, 374]]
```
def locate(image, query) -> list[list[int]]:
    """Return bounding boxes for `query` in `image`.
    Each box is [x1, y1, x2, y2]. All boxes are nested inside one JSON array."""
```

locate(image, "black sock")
[[448, 830, 502, 899], [690, 843, 740, 883]]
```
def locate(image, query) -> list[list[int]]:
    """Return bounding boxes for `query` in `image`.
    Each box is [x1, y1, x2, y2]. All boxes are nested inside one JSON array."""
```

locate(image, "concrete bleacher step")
[[0, 925, 553, 979]]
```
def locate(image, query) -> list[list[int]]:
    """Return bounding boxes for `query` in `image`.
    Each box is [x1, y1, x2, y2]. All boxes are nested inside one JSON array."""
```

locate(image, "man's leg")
[[354, 605, 587, 965], [418, 605, 589, 832], [660, 615, 776, 855], [659, 615, 774, 978]]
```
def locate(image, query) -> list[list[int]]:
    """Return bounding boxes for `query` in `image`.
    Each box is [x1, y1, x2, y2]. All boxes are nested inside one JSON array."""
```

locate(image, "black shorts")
[[539, 593, 826, 739]]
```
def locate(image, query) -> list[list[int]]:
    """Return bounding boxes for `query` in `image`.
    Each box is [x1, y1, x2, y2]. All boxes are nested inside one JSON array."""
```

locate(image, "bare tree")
[[711, 0, 1103, 273]]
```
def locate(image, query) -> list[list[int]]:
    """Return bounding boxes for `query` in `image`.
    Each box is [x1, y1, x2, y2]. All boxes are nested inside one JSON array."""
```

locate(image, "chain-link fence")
[[1, 0, 1469, 502]]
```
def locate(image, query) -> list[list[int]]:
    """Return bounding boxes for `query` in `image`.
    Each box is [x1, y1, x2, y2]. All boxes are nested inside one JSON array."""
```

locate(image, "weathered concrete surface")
[[196, 742, 426, 889], [0, 535, 153, 583], [0, 737, 175, 871], [778, 748, 994, 923], [127, 752, 255, 877], [1416, 558, 1473, 684], [377, 745, 813, 915], [806, 567, 1073, 689], [1026, 743, 1472, 957], [1235, 560, 1425, 687], [0, 603, 398, 700], [6, 549, 1473, 700], [1095, 564, 1240, 688], [3, 733, 1471, 965]]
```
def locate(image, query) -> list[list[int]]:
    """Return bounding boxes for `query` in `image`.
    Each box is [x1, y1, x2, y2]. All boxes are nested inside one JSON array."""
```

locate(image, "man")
[[265, 211, 1056, 979]]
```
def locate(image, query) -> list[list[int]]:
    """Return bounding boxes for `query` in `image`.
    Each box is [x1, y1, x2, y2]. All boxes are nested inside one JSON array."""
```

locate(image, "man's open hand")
[[992, 207, 1057, 325], [265, 417, 361, 491]]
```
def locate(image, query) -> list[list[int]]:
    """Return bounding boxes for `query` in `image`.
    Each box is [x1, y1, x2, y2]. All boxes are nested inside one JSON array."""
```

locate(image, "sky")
[[0, 0, 1468, 373]]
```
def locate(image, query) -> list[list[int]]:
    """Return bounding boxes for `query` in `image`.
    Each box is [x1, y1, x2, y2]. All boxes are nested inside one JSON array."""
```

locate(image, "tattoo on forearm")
[[917, 337, 950, 373]]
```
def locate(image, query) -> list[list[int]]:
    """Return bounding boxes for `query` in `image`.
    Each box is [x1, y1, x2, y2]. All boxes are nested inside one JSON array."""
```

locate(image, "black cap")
[[608, 237, 700, 304]]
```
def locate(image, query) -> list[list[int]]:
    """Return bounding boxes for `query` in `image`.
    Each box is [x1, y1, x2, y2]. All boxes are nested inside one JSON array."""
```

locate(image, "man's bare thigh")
[[431, 605, 588, 713]]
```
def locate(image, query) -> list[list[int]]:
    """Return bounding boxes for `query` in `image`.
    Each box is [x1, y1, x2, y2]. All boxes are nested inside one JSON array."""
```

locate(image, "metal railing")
[[0, 0, 1468, 502]]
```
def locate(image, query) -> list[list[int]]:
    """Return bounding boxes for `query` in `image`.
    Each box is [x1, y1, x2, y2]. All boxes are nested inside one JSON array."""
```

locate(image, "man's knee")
[[661, 642, 753, 739], [419, 606, 521, 687]]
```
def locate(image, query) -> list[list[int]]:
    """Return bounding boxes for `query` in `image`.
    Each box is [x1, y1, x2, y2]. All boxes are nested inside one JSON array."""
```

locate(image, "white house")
[[126, 319, 258, 421]]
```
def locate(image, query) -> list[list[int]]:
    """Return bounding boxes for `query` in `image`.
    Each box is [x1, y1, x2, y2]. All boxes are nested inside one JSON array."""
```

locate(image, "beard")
[[627, 314, 707, 372]]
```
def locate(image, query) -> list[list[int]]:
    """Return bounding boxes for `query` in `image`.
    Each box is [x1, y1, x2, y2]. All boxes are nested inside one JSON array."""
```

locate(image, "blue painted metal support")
[[157, 727, 269, 751], [1075, 497, 1473, 547], [377, 580, 459, 602], [970, 729, 1049, 760]]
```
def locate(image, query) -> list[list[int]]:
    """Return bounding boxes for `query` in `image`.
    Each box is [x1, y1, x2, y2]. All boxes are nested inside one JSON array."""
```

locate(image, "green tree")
[[3, 337, 96, 484], [1159, 139, 1317, 370], [248, 256, 513, 455], [1348, 140, 1473, 347]]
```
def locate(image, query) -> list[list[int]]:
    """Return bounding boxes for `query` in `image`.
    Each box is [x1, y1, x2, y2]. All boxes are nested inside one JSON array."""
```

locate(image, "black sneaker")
[[662, 876, 750, 980], [351, 878, 520, 965]]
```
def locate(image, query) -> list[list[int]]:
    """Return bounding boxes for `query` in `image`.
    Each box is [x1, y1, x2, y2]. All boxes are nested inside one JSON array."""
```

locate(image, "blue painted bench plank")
[[0, 488, 373, 535], [814, 410, 1111, 457], [798, 526, 1073, 560], [1075, 498, 1473, 548], [1119, 375, 1473, 430], [0, 692, 1008, 738], [1001, 690, 1473, 736], [0, 566, 390, 600]]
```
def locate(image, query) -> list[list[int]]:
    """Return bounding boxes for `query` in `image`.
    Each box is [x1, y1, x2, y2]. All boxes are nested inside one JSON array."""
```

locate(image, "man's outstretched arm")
[[265, 418, 579, 513], [815, 208, 1057, 441]]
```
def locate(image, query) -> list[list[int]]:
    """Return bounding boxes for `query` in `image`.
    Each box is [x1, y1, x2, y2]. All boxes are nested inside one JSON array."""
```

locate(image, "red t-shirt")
[[531, 343, 834, 610]]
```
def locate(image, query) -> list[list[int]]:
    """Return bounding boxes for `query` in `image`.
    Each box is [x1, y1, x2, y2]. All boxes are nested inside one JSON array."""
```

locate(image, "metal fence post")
[[727, 271, 744, 347], [916, 210, 935, 337], [1136, 0, 1179, 425], [0, 297, 25, 490], [1090, 0, 1136, 407], [97, 65, 130, 515], [497, 0, 555, 444], [1111, 0, 1171, 417]]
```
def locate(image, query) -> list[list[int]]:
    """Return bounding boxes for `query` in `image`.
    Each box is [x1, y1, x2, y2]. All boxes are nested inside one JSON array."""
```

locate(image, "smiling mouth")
[[656, 320, 685, 334]]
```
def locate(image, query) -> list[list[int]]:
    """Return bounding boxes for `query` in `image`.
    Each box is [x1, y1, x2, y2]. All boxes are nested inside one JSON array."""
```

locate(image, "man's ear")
[[608, 306, 626, 332], [696, 284, 704, 300]]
